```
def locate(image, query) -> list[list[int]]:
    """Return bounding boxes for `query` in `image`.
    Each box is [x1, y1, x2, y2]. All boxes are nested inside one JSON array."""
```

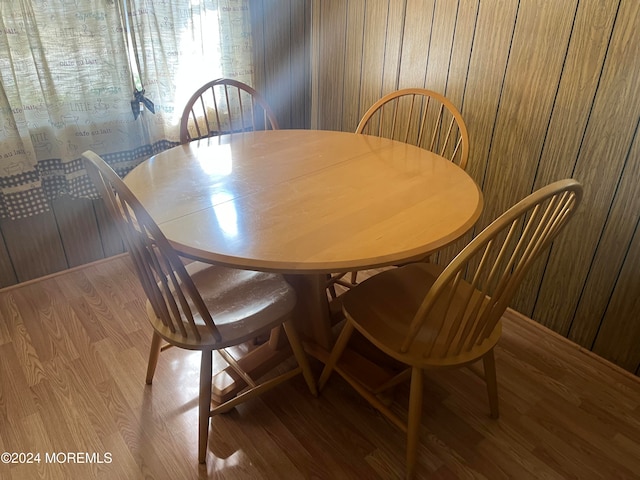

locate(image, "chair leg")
[[406, 367, 423, 480], [282, 320, 318, 396], [483, 349, 499, 419], [349, 270, 358, 285], [145, 332, 163, 385], [326, 273, 338, 300], [198, 350, 213, 464], [318, 321, 355, 391]]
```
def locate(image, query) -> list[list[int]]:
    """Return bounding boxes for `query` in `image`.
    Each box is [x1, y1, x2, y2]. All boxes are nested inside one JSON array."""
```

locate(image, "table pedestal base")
[[209, 273, 405, 405], [210, 273, 331, 405]]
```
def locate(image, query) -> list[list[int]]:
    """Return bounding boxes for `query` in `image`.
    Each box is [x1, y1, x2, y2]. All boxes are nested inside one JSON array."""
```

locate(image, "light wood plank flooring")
[[1, 255, 639, 479]]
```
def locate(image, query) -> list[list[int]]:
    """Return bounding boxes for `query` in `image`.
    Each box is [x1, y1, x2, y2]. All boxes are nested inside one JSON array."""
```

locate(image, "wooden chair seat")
[[341, 262, 502, 368], [146, 261, 296, 350]]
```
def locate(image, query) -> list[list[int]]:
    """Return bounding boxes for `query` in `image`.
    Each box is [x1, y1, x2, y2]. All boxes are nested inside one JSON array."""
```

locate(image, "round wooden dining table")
[[124, 129, 483, 400]]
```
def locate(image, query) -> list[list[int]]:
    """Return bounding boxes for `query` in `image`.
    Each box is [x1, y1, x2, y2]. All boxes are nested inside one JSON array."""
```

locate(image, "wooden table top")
[[124, 129, 483, 274]]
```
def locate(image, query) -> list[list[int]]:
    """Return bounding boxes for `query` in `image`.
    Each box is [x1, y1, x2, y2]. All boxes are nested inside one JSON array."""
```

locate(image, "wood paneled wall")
[[0, 197, 124, 286], [251, 0, 313, 130], [311, 0, 640, 374]]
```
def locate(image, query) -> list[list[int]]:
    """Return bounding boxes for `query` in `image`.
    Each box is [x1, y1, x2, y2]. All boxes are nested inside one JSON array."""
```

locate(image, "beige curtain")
[[0, 0, 254, 220], [125, 0, 255, 142]]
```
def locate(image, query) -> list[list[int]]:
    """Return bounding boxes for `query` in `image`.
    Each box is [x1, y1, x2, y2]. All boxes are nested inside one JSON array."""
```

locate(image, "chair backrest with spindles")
[[356, 88, 469, 170], [82, 150, 222, 344], [179, 78, 279, 144], [402, 179, 582, 358]]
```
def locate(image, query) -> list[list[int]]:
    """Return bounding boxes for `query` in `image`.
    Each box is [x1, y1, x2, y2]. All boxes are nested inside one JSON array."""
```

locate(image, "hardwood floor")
[[1, 255, 639, 479]]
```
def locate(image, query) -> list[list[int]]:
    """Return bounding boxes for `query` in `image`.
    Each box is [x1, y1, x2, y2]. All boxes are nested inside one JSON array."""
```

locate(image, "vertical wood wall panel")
[[0, 212, 68, 283], [513, 0, 619, 316], [341, 1, 367, 131], [311, 0, 640, 374], [593, 203, 640, 373], [51, 196, 105, 269], [92, 200, 125, 259], [455, 0, 518, 187], [379, 2, 406, 98], [316, 1, 348, 131], [465, 1, 576, 304], [250, 0, 266, 105], [291, 0, 312, 130], [251, 0, 312, 130], [263, 0, 292, 129], [0, 232, 17, 288], [534, 0, 640, 336], [581, 121, 640, 367], [398, 0, 435, 90], [477, 0, 577, 232], [359, 1, 396, 125], [570, 123, 640, 348], [444, 0, 479, 106], [422, 0, 458, 94]]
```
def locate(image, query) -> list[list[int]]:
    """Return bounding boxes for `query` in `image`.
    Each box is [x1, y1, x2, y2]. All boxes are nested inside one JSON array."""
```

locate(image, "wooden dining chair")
[[318, 179, 582, 479], [327, 88, 470, 298], [357, 88, 469, 168], [179, 78, 279, 143], [82, 150, 316, 464]]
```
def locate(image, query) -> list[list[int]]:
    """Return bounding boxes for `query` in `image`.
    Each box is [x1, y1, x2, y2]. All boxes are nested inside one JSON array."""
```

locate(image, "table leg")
[[283, 273, 333, 350]]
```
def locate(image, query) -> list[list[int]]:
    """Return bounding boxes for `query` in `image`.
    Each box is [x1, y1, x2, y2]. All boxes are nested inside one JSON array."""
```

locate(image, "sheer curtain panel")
[[124, 0, 255, 142], [0, 0, 254, 220]]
